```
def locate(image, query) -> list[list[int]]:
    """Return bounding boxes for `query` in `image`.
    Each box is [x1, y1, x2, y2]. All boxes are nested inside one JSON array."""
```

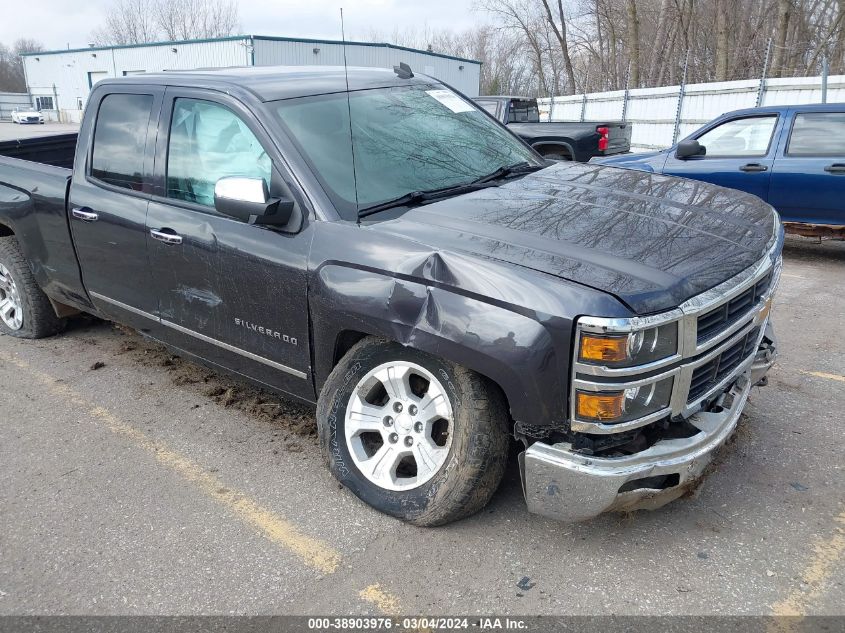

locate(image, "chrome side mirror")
[[213, 177, 294, 226]]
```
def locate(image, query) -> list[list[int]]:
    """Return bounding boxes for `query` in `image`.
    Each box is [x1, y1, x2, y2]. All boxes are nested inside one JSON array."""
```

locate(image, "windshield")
[[271, 85, 540, 220]]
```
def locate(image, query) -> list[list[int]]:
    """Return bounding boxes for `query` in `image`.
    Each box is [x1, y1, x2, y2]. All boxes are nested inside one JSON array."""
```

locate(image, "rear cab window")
[[508, 100, 540, 123], [787, 112, 845, 156], [90, 93, 154, 191]]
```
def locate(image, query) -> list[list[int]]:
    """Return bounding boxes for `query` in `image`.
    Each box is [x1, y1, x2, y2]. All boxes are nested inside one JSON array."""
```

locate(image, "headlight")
[[575, 376, 674, 423], [577, 321, 678, 369]]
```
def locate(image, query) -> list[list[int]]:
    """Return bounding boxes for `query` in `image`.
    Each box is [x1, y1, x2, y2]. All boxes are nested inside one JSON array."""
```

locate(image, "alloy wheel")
[[0, 263, 23, 330], [345, 361, 453, 491]]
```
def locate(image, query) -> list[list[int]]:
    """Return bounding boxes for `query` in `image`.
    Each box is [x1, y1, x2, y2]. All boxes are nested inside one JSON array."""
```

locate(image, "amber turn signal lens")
[[579, 334, 629, 362], [576, 391, 625, 421]]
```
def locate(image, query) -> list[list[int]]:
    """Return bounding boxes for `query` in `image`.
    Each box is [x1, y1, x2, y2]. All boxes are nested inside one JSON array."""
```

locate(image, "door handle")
[[71, 207, 99, 222], [739, 163, 768, 173], [150, 228, 183, 245], [824, 163, 845, 174]]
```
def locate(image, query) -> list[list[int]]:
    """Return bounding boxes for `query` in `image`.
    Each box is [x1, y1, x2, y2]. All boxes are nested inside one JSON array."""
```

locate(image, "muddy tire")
[[317, 337, 510, 526], [0, 236, 65, 339]]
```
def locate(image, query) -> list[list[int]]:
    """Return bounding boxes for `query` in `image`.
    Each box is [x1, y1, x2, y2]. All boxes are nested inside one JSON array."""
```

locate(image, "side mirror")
[[676, 139, 705, 159], [214, 177, 294, 227]]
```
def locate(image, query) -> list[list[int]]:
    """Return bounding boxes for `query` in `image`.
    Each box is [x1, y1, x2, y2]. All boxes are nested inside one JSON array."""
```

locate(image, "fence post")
[[621, 61, 631, 122], [672, 49, 690, 144], [579, 69, 590, 122], [821, 56, 829, 104], [756, 37, 773, 107]]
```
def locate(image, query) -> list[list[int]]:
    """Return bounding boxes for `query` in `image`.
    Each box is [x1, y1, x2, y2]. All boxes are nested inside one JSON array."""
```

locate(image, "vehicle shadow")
[[782, 234, 845, 264]]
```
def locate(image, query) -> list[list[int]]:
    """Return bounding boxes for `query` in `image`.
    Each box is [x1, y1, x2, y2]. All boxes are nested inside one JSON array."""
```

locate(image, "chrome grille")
[[571, 227, 783, 436], [688, 327, 761, 402], [696, 271, 773, 344]]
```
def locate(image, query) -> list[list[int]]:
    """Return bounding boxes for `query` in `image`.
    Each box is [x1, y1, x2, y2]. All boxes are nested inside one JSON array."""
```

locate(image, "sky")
[[1, 0, 483, 51]]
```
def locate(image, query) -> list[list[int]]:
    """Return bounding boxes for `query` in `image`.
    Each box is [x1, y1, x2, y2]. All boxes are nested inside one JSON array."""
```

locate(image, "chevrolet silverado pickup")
[[474, 95, 631, 162], [0, 66, 782, 526]]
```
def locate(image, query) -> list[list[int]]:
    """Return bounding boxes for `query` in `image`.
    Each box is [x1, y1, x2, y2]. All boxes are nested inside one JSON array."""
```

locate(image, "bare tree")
[[91, 0, 239, 46], [0, 39, 43, 92], [538, 0, 577, 93], [625, 0, 642, 85]]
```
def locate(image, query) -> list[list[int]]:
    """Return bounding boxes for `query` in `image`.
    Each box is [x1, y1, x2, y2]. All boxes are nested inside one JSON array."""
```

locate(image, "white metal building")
[[22, 35, 482, 122]]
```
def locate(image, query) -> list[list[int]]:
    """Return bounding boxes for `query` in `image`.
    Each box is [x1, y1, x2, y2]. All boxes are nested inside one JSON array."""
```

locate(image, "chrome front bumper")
[[520, 326, 777, 523]]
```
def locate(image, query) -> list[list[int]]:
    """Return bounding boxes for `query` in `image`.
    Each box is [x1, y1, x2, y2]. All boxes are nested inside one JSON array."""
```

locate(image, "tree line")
[[370, 0, 845, 96], [0, 39, 43, 93]]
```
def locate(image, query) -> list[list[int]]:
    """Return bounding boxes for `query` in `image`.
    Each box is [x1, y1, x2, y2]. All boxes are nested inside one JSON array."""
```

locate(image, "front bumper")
[[520, 326, 777, 523]]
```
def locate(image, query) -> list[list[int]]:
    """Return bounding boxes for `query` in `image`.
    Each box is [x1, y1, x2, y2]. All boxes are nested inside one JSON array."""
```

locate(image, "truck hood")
[[370, 162, 777, 315]]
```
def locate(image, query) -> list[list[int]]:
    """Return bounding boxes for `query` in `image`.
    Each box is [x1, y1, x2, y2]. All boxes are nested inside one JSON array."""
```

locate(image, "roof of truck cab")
[[718, 103, 845, 117], [96, 65, 441, 102]]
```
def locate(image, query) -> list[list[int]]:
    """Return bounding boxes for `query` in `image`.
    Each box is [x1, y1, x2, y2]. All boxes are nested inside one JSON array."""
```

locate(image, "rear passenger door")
[[68, 86, 163, 332], [768, 109, 845, 225], [145, 88, 314, 400]]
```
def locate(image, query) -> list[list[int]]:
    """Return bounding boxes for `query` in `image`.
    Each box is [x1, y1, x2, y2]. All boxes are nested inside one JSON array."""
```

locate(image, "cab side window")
[[695, 116, 777, 157], [91, 93, 154, 191], [476, 101, 499, 117], [787, 113, 845, 156], [166, 98, 271, 207]]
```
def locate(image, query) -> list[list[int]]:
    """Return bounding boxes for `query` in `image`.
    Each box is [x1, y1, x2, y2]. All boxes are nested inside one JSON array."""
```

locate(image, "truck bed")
[[0, 133, 78, 170], [0, 137, 85, 309]]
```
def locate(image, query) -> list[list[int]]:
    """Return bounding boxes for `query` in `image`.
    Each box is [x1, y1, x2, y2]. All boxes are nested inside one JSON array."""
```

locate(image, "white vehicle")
[[11, 109, 45, 124]]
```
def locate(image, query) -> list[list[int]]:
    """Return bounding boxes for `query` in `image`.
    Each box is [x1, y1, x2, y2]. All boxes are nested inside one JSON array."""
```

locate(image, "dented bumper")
[[519, 326, 777, 523]]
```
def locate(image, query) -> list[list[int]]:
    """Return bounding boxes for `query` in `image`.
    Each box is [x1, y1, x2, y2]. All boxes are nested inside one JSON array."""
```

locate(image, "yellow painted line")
[[359, 584, 402, 616], [780, 273, 806, 279], [769, 509, 845, 630], [1, 352, 341, 575], [802, 370, 845, 383]]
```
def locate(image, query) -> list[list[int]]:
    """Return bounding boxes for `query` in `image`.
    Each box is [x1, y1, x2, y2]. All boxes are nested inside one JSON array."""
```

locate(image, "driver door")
[[663, 114, 780, 201], [145, 87, 314, 399]]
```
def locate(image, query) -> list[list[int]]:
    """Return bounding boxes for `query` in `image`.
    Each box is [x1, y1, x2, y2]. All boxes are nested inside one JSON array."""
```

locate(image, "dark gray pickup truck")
[[0, 66, 782, 526], [475, 96, 632, 162]]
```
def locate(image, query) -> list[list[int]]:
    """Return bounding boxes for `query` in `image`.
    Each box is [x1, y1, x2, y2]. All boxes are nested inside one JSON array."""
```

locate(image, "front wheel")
[[317, 338, 510, 526]]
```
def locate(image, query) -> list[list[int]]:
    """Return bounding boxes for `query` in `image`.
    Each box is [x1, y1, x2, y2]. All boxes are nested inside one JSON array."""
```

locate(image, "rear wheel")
[[317, 337, 510, 526], [0, 237, 65, 338]]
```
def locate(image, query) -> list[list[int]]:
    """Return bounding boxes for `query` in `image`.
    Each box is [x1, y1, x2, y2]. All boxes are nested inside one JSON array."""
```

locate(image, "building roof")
[[96, 65, 445, 101], [21, 34, 482, 66]]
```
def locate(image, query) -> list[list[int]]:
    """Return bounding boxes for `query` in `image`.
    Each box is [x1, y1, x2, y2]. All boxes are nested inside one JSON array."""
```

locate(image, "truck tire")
[[0, 237, 66, 338], [317, 337, 510, 526]]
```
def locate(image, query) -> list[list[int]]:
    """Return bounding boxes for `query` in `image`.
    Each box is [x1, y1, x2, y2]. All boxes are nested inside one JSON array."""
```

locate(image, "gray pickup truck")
[[0, 66, 781, 526]]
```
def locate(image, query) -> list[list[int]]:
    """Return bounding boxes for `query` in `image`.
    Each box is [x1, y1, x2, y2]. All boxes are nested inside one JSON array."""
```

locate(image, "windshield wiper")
[[357, 181, 495, 219], [357, 162, 544, 220], [471, 161, 544, 185]]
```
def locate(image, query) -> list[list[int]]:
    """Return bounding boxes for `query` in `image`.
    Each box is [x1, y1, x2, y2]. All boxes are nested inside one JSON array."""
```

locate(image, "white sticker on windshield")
[[426, 89, 474, 113]]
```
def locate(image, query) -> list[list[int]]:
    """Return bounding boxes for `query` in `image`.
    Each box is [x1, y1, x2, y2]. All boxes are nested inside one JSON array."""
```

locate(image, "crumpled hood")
[[370, 162, 777, 315]]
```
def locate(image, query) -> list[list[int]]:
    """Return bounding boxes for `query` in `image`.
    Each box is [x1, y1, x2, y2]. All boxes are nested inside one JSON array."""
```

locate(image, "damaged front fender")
[[307, 222, 630, 427]]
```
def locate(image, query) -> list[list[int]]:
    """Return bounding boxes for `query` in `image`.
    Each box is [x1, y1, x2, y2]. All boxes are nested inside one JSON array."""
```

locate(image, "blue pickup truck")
[[594, 104, 845, 235]]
